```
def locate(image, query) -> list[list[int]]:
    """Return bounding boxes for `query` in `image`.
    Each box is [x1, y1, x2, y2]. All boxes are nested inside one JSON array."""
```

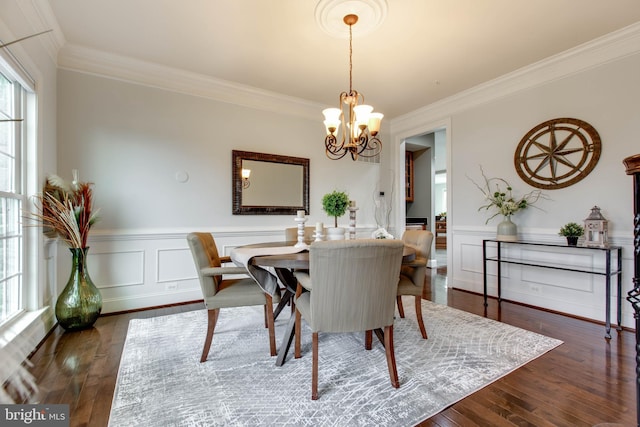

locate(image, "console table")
[[482, 239, 623, 339]]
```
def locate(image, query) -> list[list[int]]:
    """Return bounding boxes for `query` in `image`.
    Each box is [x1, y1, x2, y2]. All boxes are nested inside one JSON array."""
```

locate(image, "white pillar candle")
[[349, 200, 356, 208], [297, 210, 305, 218], [316, 222, 323, 232]]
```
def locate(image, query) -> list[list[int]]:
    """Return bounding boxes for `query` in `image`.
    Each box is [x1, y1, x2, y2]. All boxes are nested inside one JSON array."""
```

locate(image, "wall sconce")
[[241, 169, 251, 189]]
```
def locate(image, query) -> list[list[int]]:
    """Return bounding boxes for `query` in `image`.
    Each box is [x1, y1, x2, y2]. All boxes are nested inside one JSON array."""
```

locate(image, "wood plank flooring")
[[23, 262, 637, 426]]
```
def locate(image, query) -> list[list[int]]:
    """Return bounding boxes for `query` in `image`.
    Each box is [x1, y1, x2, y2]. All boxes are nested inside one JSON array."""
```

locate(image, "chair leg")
[[383, 325, 400, 389], [201, 309, 219, 363], [397, 295, 405, 318], [263, 304, 268, 328], [294, 283, 303, 359], [364, 330, 372, 350], [265, 295, 277, 357], [414, 296, 428, 339], [312, 332, 319, 400], [294, 308, 302, 358]]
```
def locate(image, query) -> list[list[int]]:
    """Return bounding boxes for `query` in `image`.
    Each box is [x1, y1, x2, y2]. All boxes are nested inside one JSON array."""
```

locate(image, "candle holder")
[[314, 222, 324, 242], [348, 205, 359, 240], [294, 217, 309, 249]]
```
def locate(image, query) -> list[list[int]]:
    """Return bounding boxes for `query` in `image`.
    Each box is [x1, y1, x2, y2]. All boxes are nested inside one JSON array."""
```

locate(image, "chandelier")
[[322, 14, 383, 161]]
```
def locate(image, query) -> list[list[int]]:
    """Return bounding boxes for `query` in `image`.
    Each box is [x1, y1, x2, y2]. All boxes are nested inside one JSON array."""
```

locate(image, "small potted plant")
[[321, 190, 349, 240], [559, 222, 584, 246]]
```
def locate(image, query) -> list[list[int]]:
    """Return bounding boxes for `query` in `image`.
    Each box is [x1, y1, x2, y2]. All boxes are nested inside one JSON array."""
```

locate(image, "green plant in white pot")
[[559, 222, 584, 246], [322, 190, 349, 240]]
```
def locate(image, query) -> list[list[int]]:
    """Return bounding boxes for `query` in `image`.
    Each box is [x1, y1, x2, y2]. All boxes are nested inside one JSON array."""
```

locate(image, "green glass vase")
[[55, 247, 102, 331]]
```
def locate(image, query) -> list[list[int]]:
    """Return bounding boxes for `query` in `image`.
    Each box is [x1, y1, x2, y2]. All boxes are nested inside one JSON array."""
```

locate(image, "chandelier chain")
[[349, 22, 353, 94]]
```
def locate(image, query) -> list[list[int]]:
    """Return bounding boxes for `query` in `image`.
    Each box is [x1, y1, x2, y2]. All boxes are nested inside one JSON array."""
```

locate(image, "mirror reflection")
[[241, 160, 303, 207]]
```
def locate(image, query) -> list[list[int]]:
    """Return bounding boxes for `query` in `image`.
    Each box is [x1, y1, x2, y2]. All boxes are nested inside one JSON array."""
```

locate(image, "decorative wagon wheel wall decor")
[[514, 118, 601, 189]]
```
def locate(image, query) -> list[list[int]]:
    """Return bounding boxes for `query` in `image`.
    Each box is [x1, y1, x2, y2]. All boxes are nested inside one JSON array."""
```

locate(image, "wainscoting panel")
[[51, 228, 292, 314], [157, 247, 195, 283], [450, 227, 635, 329], [90, 250, 145, 289]]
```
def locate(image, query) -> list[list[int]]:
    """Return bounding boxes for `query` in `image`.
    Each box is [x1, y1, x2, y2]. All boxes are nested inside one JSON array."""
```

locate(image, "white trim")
[[0, 306, 55, 383], [15, 0, 64, 64], [57, 44, 324, 121], [103, 290, 203, 314]]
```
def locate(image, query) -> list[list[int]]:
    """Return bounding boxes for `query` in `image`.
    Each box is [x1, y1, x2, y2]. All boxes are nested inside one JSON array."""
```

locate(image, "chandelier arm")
[[325, 138, 350, 160], [325, 134, 348, 158], [356, 136, 383, 158]]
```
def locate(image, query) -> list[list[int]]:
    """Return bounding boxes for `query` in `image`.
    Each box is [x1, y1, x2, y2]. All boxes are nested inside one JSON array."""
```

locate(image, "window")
[[0, 69, 25, 324]]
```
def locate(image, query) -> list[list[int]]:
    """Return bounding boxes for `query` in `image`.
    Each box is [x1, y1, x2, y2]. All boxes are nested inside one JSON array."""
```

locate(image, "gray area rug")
[[109, 300, 562, 426]]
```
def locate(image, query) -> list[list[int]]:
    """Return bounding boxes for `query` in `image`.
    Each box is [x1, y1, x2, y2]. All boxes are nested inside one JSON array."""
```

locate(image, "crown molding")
[[57, 43, 323, 121], [15, 0, 65, 64], [391, 21, 640, 135]]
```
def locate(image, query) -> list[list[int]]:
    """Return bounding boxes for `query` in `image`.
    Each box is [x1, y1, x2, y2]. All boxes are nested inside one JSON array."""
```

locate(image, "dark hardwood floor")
[[24, 258, 636, 426]]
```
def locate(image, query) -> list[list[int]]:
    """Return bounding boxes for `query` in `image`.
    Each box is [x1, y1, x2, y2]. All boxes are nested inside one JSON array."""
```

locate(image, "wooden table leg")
[[273, 289, 292, 320], [373, 328, 385, 348], [273, 267, 300, 366], [275, 312, 296, 366]]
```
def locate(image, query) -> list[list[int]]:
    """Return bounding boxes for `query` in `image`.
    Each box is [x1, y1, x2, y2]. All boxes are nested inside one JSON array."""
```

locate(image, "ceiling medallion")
[[315, 0, 388, 38], [514, 118, 601, 190]]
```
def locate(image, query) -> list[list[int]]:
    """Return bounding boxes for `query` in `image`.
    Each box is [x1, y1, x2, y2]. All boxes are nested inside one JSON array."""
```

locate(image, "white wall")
[[56, 69, 390, 312], [391, 27, 640, 329]]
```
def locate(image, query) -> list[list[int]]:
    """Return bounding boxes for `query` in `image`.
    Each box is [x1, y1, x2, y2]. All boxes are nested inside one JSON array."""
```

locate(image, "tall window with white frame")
[[0, 69, 25, 324]]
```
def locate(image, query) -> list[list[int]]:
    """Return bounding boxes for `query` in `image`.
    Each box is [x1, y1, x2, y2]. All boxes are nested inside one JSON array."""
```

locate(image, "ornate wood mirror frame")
[[232, 150, 310, 215]]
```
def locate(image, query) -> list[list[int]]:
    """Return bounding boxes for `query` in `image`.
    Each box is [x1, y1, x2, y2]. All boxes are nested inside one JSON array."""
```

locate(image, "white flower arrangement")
[[468, 166, 547, 224], [371, 228, 394, 239]]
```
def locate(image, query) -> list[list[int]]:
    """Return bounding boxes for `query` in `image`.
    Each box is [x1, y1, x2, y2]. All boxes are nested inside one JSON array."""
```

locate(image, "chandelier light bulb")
[[353, 104, 373, 122], [368, 112, 383, 135]]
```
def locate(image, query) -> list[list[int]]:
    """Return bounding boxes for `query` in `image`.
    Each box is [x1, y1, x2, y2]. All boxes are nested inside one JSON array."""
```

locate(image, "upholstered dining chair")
[[187, 232, 280, 362], [397, 229, 434, 339], [293, 239, 404, 400]]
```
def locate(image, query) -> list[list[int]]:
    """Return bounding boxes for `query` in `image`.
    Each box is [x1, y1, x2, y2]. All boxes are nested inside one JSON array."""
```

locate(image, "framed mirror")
[[232, 150, 310, 215]]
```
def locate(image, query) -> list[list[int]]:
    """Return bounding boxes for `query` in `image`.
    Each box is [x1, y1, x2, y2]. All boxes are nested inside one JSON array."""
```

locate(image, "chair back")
[[401, 229, 433, 261], [308, 239, 404, 332], [285, 226, 318, 244], [187, 232, 222, 299]]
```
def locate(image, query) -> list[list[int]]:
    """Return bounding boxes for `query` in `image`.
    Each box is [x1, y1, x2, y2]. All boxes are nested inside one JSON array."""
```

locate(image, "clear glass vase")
[[55, 247, 103, 331]]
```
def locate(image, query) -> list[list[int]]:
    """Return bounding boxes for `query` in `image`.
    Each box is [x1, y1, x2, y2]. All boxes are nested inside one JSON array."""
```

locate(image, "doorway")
[[401, 129, 448, 304], [397, 121, 450, 285]]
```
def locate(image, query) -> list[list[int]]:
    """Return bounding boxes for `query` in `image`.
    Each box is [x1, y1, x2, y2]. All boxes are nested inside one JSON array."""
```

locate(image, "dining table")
[[230, 241, 417, 366]]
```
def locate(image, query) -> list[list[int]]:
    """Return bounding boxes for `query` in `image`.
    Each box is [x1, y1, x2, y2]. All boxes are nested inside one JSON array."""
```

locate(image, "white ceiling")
[[45, 0, 640, 119]]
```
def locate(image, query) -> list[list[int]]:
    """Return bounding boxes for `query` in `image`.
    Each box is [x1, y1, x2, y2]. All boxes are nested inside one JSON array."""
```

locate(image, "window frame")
[[0, 63, 31, 326]]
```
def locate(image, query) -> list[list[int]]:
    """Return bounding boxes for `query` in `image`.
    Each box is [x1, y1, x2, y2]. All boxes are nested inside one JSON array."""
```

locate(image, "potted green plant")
[[559, 222, 584, 246], [321, 190, 349, 240]]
